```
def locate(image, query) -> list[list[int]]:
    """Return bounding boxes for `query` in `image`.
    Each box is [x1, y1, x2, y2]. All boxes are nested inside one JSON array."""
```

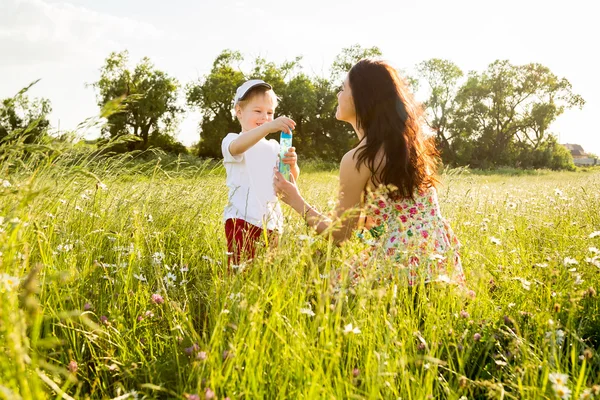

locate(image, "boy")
[[222, 79, 298, 265]]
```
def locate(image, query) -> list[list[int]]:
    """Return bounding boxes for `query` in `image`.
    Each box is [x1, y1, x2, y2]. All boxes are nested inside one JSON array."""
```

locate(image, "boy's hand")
[[265, 116, 295, 134], [281, 147, 298, 168]]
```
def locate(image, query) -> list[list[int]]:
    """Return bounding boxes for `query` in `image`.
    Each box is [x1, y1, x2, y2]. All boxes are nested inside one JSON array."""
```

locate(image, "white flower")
[[1, 180, 11, 188], [428, 253, 446, 261], [552, 384, 571, 399], [74, 206, 83, 212], [1, 274, 20, 291], [80, 193, 91, 200], [554, 188, 564, 196], [512, 277, 531, 290], [133, 273, 147, 282], [97, 182, 108, 191], [300, 303, 316, 317], [573, 274, 584, 285], [580, 388, 593, 400], [180, 265, 189, 273], [152, 252, 164, 265], [298, 234, 315, 244], [57, 243, 73, 253], [549, 372, 569, 386], [490, 237, 502, 245], [201, 255, 213, 262], [343, 323, 361, 335], [59, 199, 67, 204], [221, 309, 230, 314], [146, 214, 153, 223], [535, 263, 548, 268], [585, 257, 600, 268], [563, 257, 578, 266], [589, 231, 600, 239]]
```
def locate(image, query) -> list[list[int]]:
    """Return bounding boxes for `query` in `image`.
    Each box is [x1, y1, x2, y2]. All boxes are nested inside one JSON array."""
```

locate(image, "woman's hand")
[[273, 168, 303, 208]]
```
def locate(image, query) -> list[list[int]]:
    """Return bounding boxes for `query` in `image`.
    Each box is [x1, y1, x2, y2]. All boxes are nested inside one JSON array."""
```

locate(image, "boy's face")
[[236, 92, 276, 133]]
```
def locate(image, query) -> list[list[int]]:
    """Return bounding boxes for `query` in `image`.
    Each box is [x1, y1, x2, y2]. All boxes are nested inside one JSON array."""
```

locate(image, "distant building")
[[562, 143, 597, 166]]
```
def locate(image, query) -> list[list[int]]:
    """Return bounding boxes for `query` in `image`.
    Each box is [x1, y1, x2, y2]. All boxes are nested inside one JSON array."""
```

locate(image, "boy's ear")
[[234, 104, 242, 119]]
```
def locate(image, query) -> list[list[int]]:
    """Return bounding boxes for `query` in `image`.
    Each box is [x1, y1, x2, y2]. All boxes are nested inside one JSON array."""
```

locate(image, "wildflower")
[[490, 237, 502, 245], [580, 388, 593, 400], [144, 310, 154, 318], [589, 247, 599, 254], [133, 273, 147, 282], [1, 180, 11, 187], [221, 309, 230, 314], [163, 272, 176, 287], [152, 252, 164, 265], [300, 307, 316, 317], [67, 360, 78, 373], [0, 274, 20, 291], [353, 368, 360, 377], [151, 294, 164, 304], [473, 333, 482, 342], [100, 315, 109, 325], [552, 384, 571, 399], [459, 310, 469, 319], [75, 206, 83, 212], [180, 265, 189, 273], [343, 323, 361, 334], [298, 234, 315, 244], [573, 274, 584, 285], [205, 388, 215, 400], [201, 255, 213, 262], [184, 343, 199, 356], [589, 231, 600, 239], [186, 395, 200, 400], [84, 302, 92, 311], [97, 182, 108, 190], [146, 214, 153, 223], [554, 188, 564, 196], [513, 277, 531, 291], [196, 351, 207, 361], [563, 257, 578, 266], [535, 263, 548, 268]]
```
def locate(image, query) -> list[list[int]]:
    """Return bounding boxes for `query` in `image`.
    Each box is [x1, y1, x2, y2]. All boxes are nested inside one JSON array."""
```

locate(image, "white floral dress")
[[351, 186, 465, 286]]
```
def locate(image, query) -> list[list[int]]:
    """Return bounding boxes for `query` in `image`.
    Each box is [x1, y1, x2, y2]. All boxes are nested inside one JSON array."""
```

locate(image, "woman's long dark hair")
[[348, 58, 438, 199]]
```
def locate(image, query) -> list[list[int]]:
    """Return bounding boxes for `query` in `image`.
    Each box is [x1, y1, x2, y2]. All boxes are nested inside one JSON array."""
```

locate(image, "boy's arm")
[[229, 117, 295, 156], [291, 164, 300, 180]]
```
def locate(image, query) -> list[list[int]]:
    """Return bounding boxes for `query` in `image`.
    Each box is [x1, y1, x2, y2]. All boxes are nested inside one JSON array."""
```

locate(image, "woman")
[[273, 58, 464, 286]]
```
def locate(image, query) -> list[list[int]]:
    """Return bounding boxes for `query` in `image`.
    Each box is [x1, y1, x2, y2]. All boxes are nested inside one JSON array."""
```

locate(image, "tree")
[[91, 51, 183, 152], [0, 81, 51, 145], [416, 59, 464, 164], [186, 50, 246, 158], [331, 44, 383, 81], [454, 60, 584, 168]]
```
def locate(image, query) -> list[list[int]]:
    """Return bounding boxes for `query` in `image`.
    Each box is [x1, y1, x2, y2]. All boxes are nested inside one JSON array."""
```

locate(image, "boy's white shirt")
[[221, 132, 284, 233]]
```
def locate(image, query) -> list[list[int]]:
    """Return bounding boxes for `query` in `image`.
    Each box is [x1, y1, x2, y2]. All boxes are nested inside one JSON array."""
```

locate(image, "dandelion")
[[0, 274, 20, 291], [343, 323, 361, 334], [151, 294, 164, 304]]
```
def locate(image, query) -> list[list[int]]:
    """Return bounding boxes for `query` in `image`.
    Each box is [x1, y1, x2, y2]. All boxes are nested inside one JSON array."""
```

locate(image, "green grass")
[[1, 143, 600, 399]]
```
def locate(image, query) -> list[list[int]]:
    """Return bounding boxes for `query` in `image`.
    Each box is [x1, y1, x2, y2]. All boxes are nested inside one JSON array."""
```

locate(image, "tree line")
[[0, 45, 585, 169]]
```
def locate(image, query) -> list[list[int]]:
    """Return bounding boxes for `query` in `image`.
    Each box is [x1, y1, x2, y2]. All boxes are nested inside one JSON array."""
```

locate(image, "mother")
[[273, 58, 464, 286]]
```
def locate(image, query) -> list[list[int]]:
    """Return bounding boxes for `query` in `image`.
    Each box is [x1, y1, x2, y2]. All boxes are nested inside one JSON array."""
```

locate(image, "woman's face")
[[335, 75, 356, 124]]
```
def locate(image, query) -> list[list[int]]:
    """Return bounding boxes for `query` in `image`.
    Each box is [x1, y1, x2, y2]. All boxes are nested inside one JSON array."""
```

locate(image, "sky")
[[1, 0, 598, 155]]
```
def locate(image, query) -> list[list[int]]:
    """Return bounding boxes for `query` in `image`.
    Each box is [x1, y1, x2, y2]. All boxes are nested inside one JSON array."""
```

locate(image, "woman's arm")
[[274, 148, 371, 244]]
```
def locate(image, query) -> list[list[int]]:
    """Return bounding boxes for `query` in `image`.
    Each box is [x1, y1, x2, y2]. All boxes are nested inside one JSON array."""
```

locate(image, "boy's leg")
[[225, 219, 266, 268]]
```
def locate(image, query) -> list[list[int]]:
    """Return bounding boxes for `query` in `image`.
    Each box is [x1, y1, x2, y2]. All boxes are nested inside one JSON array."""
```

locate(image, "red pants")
[[225, 219, 277, 266]]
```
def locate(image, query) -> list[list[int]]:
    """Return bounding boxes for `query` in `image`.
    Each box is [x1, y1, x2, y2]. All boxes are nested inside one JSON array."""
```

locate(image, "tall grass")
[[1, 135, 599, 399]]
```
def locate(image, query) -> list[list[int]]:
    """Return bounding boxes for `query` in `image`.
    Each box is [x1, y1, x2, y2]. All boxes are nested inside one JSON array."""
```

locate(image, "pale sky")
[[1, 0, 598, 155]]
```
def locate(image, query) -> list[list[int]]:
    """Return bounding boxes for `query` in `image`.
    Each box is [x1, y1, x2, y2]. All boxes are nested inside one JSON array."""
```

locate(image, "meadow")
[[1, 143, 599, 399]]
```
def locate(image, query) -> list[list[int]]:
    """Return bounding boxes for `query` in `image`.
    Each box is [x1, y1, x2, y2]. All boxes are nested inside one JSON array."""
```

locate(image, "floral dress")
[[351, 186, 465, 287]]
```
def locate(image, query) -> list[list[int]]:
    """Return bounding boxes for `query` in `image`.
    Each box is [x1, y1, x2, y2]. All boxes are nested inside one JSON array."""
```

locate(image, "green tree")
[[331, 44, 383, 81], [0, 81, 51, 145], [91, 51, 183, 152], [454, 60, 584, 168], [186, 50, 246, 158], [416, 59, 464, 164]]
